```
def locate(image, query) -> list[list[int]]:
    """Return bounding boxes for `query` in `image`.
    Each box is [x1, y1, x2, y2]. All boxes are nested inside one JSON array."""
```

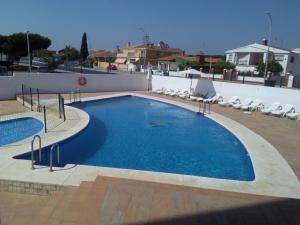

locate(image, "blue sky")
[[0, 0, 299, 54]]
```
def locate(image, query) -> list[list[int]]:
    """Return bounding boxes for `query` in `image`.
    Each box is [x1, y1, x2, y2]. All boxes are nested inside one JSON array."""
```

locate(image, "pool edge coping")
[[1, 92, 300, 199], [64, 92, 300, 199]]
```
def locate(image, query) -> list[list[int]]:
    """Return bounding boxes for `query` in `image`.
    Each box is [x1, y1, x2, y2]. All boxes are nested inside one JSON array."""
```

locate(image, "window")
[[140, 50, 146, 57], [128, 51, 135, 57], [228, 54, 233, 62], [237, 59, 248, 65], [290, 56, 295, 63], [274, 54, 284, 61]]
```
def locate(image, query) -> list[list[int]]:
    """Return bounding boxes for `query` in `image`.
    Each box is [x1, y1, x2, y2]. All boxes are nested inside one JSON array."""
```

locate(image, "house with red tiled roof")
[[88, 50, 117, 68], [115, 42, 184, 71], [157, 54, 223, 71]]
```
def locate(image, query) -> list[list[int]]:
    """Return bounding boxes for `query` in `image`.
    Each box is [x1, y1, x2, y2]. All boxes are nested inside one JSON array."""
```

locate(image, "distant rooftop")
[[88, 50, 116, 59], [226, 43, 299, 54], [123, 42, 184, 54]]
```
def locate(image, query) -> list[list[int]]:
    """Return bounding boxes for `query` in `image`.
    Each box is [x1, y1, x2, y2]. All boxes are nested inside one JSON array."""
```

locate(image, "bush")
[[257, 60, 283, 74], [213, 60, 235, 73]]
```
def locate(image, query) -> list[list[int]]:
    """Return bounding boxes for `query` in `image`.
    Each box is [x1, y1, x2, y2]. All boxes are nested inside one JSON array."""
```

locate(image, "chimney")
[[262, 39, 268, 46], [127, 42, 131, 47]]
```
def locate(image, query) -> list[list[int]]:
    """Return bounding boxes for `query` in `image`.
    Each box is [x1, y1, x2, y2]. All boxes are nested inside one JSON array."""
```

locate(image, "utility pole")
[[264, 12, 272, 80], [25, 30, 31, 72], [209, 57, 212, 74], [139, 28, 151, 71]]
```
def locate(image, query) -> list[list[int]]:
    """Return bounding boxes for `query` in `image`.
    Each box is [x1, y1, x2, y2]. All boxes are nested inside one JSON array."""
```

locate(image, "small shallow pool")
[[15, 96, 255, 181], [0, 117, 43, 146]]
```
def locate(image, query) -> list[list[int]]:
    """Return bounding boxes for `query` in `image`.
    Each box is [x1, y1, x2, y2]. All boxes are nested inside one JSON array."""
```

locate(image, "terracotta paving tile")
[[1, 176, 300, 225]]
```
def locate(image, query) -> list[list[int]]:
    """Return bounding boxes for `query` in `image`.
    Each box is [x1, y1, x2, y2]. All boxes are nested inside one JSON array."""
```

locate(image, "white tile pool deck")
[[0, 92, 299, 199]]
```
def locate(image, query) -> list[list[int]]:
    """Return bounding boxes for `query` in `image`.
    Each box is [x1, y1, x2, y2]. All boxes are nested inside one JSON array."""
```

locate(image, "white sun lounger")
[[162, 89, 172, 95], [271, 104, 295, 117], [189, 95, 205, 101], [189, 94, 205, 101], [196, 96, 205, 102], [203, 93, 223, 104], [189, 92, 209, 102], [164, 89, 175, 95], [169, 90, 180, 97], [233, 98, 253, 109], [286, 112, 300, 120], [154, 88, 164, 94], [178, 91, 190, 99], [241, 99, 263, 111], [218, 96, 240, 107], [175, 90, 188, 97], [189, 95, 198, 101], [261, 102, 282, 114]]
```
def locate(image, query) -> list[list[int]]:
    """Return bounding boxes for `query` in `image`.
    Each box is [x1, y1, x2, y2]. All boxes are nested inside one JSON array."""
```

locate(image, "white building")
[[226, 43, 300, 76]]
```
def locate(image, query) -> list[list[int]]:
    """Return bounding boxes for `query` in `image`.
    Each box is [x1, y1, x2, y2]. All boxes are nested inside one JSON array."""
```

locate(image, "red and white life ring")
[[78, 76, 87, 86]]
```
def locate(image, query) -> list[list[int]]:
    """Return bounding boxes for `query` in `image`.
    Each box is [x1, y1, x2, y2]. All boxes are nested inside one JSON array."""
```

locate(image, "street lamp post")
[[264, 12, 272, 80], [25, 30, 31, 72], [209, 57, 212, 74]]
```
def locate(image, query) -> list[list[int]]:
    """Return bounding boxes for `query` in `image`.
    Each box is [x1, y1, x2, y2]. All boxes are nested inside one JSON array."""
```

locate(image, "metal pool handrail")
[[69, 89, 82, 103], [198, 101, 211, 115], [49, 143, 60, 172], [31, 135, 42, 170]]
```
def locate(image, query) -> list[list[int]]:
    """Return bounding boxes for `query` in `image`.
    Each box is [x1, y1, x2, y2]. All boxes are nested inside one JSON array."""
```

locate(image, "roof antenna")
[[139, 28, 151, 45]]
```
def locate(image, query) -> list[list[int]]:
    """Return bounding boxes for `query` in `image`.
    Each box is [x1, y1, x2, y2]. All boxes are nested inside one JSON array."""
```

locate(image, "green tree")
[[213, 60, 235, 73], [0, 35, 8, 63], [257, 60, 283, 74], [59, 45, 80, 61], [80, 32, 89, 61], [178, 61, 192, 70], [0, 35, 7, 52], [1, 33, 51, 64], [106, 56, 116, 63], [39, 50, 61, 71]]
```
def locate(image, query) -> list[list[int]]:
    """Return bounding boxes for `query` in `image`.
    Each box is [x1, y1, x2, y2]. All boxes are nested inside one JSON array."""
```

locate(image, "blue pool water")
[[0, 117, 43, 146], [14, 96, 255, 181]]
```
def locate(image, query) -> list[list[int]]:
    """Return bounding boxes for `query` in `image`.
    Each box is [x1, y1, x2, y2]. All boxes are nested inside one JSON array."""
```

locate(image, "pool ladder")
[[31, 135, 42, 170], [49, 143, 60, 172], [69, 89, 82, 103], [31, 135, 60, 172], [198, 101, 211, 115]]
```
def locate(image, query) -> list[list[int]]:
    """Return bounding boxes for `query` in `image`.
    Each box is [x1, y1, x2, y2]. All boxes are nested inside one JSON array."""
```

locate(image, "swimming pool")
[[0, 117, 44, 146], [15, 96, 255, 181]]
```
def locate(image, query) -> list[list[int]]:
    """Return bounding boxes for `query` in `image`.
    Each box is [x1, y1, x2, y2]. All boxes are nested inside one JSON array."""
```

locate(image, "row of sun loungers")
[[153, 89, 192, 99], [152, 88, 299, 120], [153, 88, 223, 103], [218, 96, 298, 119]]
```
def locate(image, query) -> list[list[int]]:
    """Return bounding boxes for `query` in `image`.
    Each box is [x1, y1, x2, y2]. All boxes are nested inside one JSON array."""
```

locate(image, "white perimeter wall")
[[152, 75, 300, 110], [0, 72, 148, 100]]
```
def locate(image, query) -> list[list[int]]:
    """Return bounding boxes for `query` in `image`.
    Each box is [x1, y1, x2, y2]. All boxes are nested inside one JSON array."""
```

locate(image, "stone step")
[[0, 179, 64, 195], [28, 187, 78, 225], [76, 177, 108, 225], [27, 178, 105, 225], [4, 176, 118, 225]]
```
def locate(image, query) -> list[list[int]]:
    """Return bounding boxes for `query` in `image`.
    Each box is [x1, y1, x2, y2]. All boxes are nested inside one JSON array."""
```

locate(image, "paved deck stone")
[[1, 176, 300, 225], [1, 92, 300, 224]]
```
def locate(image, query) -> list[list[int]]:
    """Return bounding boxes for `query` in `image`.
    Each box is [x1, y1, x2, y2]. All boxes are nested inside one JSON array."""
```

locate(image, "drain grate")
[[148, 121, 166, 128]]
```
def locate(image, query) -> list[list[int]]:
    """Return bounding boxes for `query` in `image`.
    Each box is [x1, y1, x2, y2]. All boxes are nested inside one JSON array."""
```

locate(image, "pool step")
[[4, 176, 159, 225], [25, 178, 107, 225]]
